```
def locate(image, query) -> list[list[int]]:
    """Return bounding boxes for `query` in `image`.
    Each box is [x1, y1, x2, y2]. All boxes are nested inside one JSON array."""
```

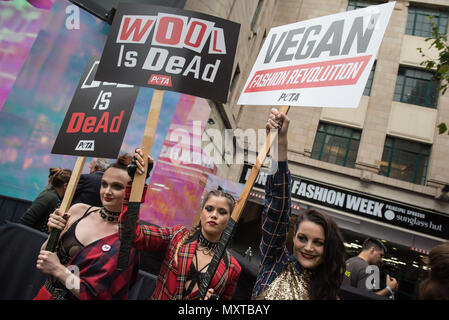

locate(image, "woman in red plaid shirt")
[[119, 149, 241, 300], [34, 155, 139, 300]]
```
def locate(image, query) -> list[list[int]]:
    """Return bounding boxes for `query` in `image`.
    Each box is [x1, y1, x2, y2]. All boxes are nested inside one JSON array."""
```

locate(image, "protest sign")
[[95, 3, 240, 103], [52, 57, 139, 158], [238, 2, 395, 108]]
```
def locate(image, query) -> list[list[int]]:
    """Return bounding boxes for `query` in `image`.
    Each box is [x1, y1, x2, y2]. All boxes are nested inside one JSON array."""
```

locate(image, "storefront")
[[232, 164, 449, 300]]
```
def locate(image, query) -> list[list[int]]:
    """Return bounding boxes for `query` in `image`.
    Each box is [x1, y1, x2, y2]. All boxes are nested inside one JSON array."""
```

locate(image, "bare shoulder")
[[66, 203, 92, 224]]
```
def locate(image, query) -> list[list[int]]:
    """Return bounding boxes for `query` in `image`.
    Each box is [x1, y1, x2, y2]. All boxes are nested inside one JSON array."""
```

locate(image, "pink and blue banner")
[[0, 0, 55, 110], [0, 0, 176, 202], [0, 0, 242, 228]]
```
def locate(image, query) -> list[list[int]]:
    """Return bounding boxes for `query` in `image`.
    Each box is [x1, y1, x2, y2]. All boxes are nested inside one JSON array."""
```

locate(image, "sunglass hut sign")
[[96, 4, 240, 103]]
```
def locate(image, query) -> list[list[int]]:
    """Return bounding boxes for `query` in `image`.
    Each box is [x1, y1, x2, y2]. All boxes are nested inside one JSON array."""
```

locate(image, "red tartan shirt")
[[70, 233, 139, 300], [35, 233, 139, 300], [119, 207, 241, 300]]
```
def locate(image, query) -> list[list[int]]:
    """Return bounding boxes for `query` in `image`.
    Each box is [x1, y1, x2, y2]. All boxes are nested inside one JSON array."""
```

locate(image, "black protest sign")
[[95, 3, 240, 103], [51, 57, 139, 158]]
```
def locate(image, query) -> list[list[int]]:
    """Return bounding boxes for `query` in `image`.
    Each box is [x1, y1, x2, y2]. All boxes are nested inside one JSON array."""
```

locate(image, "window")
[[311, 123, 361, 168], [347, 0, 381, 11], [393, 67, 439, 108], [380, 137, 430, 185], [251, 0, 264, 31], [363, 61, 376, 96], [406, 6, 448, 38]]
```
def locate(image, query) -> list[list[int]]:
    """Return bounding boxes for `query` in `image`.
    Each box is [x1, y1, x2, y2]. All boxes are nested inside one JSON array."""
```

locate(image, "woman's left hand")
[[36, 250, 64, 276], [134, 148, 154, 175]]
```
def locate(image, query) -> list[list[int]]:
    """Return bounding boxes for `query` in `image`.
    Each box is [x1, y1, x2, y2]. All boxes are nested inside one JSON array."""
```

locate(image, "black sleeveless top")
[[182, 250, 210, 299], [57, 206, 97, 265]]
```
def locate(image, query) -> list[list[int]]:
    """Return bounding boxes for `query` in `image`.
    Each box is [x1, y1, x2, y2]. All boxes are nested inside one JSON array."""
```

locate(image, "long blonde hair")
[[173, 190, 236, 264]]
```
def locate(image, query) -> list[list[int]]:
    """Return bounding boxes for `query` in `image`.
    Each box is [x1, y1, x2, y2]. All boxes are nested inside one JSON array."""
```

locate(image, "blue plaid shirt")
[[252, 161, 303, 299]]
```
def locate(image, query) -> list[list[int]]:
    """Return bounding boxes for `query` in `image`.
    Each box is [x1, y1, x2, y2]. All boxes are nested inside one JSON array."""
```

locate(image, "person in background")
[[419, 241, 449, 300], [34, 154, 139, 300], [71, 158, 109, 207], [20, 168, 72, 233], [343, 237, 399, 298], [252, 108, 347, 300]]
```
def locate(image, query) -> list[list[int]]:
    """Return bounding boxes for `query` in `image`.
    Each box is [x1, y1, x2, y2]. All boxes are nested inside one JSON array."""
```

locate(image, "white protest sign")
[[238, 2, 395, 108]]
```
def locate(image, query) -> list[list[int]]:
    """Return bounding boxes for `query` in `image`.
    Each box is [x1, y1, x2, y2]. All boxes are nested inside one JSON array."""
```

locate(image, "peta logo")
[[75, 140, 95, 151], [278, 92, 300, 102], [148, 74, 172, 86]]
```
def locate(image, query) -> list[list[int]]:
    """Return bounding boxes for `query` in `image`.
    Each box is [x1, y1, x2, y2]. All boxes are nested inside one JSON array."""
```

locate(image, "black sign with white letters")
[[240, 164, 449, 240], [95, 3, 240, 103], [51, 57, 139, 158]]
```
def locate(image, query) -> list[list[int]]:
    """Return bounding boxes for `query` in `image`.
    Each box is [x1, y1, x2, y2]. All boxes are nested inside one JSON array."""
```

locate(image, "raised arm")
[[259, 109, 292, 266], [118, 149, 178, 252]]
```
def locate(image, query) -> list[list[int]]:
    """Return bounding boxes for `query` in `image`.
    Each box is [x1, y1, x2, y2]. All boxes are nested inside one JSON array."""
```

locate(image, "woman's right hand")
[[266, 108, 290, 161], [47, 209, 69, 232]]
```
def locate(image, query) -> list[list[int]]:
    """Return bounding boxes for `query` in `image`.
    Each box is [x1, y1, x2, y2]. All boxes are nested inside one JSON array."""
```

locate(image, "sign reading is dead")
[[95, 4, 240, 103], [238, 2, 395, 108], [52, 57, 139, 158]]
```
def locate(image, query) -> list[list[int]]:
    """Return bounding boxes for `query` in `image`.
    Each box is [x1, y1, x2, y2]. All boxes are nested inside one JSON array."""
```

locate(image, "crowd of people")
[[18, 109, 448, 300]]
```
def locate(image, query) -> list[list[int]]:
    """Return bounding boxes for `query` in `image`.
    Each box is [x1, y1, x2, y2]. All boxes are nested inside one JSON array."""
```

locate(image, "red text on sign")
[[116, 13, 225, 55], [66, 111, 125, 133], [244, 55, 371, 93]]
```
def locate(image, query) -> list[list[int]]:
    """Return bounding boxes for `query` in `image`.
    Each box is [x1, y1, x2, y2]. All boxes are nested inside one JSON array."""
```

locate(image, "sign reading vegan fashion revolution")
[[238, 2, 395, 108], [95, 3, 240, 103], [51, 57, 139, 158], [240, 164, 449, 240]]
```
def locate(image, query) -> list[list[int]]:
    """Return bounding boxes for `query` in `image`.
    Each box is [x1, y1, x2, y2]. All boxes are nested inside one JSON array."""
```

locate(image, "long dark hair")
[[294, 209, 346, 300], [419, 241, 449, 299]]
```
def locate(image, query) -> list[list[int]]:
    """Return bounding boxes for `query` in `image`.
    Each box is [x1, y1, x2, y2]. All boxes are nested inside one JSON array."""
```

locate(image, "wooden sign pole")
[[45, 156, 86, 251], [198, 105, 290, 298], [117, 89, 164, 270]]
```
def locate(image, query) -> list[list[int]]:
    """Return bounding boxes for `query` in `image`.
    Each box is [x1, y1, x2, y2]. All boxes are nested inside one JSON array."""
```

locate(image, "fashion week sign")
[[240, 164, 449, 240], [238, 2, 395, 108], [95, 3, 240, 103]]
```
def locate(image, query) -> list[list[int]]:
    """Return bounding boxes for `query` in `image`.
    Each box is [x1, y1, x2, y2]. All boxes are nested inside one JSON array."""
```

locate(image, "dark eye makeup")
[[204, 205, 229, 215], [101, 180, 125, 190], [297, 233, 324, 246]]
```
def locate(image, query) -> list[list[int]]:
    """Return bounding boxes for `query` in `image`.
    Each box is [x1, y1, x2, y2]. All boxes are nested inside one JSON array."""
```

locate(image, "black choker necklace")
[[99, 207, 120, 222], [198, 232, 218, 254]]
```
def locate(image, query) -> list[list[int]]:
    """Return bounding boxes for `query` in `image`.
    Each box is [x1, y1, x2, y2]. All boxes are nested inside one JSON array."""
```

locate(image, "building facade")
[[185, 0, 449, 299]]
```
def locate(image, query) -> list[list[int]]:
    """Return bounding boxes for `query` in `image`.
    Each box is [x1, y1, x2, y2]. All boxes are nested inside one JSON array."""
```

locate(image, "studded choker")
[[198, 232, 218, 253], [99, 207, 120, 222]]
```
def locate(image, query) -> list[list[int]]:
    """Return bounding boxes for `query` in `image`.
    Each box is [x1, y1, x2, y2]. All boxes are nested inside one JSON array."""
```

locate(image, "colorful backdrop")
[[0, 0, 55, 110], [0, 0, 243, 227], [0, 0, 178, 201]]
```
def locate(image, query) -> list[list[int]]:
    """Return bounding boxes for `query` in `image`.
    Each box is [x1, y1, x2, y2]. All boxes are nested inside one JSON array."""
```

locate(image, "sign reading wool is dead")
[[95, 3, 240, 103], [238, 2, 395, 108], [52, 57, 139, 158]]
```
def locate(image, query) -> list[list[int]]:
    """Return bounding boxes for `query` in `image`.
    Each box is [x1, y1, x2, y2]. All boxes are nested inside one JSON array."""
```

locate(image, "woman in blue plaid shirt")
[[252, 108, 346, 300]]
